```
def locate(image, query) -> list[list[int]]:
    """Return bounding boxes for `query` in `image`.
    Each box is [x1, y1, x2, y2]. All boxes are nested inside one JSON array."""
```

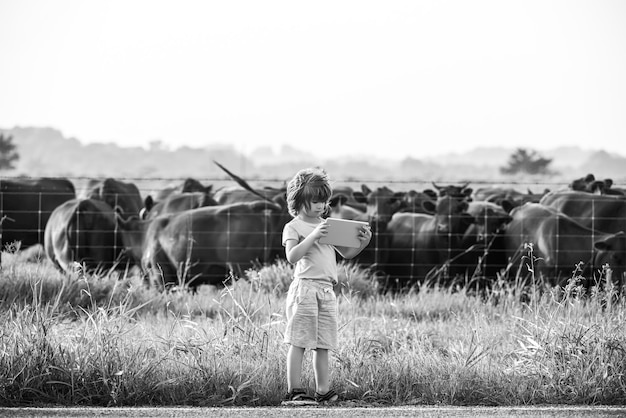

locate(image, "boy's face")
[[302, 200, 327, 218]]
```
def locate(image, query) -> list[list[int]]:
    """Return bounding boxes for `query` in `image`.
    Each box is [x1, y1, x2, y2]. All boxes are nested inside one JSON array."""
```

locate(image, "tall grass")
[[0, 248, 625, 407]]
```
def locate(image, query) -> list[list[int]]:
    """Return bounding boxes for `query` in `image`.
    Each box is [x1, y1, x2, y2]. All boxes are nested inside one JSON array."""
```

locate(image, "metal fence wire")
[[2, 175, 625, 290]]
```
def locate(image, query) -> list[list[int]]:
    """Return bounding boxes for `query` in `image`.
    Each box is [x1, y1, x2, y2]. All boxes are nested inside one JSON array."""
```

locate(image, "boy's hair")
[[286, 167, 332, 217]]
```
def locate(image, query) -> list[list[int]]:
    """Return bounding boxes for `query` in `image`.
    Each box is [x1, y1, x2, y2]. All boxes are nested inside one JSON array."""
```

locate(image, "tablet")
[[319, 217, 369, 248]]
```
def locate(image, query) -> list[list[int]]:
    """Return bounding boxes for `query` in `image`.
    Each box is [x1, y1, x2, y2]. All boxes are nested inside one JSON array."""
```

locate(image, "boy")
[[281, 167, 371, 405]]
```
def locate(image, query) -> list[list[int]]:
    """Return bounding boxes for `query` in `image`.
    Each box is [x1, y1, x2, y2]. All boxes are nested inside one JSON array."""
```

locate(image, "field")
[[1, 244, 625, 408]]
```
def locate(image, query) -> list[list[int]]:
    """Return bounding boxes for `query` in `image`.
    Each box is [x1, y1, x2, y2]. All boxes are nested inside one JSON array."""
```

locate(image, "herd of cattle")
[[1, 168, 625, 292]]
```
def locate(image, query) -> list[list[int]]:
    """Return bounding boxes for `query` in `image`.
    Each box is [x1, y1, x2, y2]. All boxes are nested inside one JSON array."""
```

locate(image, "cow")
[[539, 191, 626, 234], [328, 185, 404, 272], [432, 182, 473, 201], [570, 173, 599, 192], [44, 198, 126, 273], [140, 192, 218, 220], [593, 232, 626, 289], [329, 185, 367, 212], [472, 186, 548, 210], [445, 200, 513, 288], [154, 177, 215, 201], [501, 202, 626, 287], [212, 160, 287, 205], [114, 200, 291, 290], [83, 178, 143, 219], [213, 185, 286, 205], [1, 177, 75, 264], [396, 188, 437, 214], [384, 195, 473, 290], [569, 174, 624, 196]]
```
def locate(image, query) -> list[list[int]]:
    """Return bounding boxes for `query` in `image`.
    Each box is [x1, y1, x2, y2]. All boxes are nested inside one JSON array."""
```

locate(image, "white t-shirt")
[[282, 217, 338, 284]]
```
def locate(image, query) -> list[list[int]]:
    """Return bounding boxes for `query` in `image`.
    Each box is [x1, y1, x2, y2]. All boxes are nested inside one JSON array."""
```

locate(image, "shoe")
[[281, 388, 318, 406], [314, 389, 338, 403]]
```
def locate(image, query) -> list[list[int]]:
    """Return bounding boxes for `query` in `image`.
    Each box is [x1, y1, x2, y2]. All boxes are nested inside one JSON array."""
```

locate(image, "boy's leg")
[[286, 344, 306, 392], [313, 348, 330, 394]]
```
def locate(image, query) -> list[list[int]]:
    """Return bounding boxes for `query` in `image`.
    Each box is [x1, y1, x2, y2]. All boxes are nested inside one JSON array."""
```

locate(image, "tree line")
[[0, 133, 552, 176]]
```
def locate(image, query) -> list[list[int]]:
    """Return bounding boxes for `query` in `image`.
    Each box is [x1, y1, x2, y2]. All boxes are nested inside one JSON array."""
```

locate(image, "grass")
[[0, 247, 625, 407]]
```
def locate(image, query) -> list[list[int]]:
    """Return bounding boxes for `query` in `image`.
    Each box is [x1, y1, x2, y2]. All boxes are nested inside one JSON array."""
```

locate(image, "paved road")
[[1, 406, 626, 417]]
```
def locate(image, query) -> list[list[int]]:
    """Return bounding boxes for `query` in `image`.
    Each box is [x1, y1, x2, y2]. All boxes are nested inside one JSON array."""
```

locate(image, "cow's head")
[[570, 173, 596, 191], [356, 185, 404, 225], [432, 182, 473, 201], [88, 178, 143, 219], [398, 189, 436, 213], [593, 231, 626, 285], [423, 195, 471, 234], [467, 202, 512, 242], [181, 178, 213, 195]]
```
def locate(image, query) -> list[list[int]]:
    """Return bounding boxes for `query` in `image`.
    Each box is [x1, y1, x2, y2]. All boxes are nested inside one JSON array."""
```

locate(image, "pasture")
[[0, 246, 625, 407], [1, 174, 626, 407]]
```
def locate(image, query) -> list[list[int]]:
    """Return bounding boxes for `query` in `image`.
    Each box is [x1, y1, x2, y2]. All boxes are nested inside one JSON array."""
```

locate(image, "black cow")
[[212, 160, 287, 205], [154, 178, 214, 201], [432, 182, 473, 200], [385, 195, 473, 290], [44, 198, 126, 273], [569, 173, 623, 195], [140, 192, 218, 220], [394, 188, 437, 214], [213, 185, 286, 205], [329, 185, 367, 212], [1, 177, 75, 264], [593, 232, 626, 288], [451, 201, 513, 287], [83, 178, 143, 219], [115, 200, 291, 290], [472, 186, 548, 210], [502, 202, 626, 286], [329, 185, 404, 271], [540, 191, 626, 234]]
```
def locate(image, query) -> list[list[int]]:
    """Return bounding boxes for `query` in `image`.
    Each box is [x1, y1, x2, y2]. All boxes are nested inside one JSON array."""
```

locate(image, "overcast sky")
[[1, 0, 625, 160]]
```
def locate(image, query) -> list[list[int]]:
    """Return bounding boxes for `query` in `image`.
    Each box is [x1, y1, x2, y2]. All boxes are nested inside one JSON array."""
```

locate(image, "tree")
[[500, 148, 553, 175], [0, 134, 19, 170]]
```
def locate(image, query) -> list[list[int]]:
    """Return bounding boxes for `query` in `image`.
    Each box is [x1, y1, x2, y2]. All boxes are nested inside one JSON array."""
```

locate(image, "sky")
[[1, 0, 626, 161]]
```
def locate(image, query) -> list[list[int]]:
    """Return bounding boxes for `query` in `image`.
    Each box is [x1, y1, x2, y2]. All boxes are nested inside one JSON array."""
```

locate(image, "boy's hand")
[[311, 220, 329, 241], [358, 224, 372, 244]]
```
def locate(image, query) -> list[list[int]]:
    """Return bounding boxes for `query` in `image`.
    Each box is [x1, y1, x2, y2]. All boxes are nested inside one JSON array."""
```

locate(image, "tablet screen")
[[319, 217, 368, 248]]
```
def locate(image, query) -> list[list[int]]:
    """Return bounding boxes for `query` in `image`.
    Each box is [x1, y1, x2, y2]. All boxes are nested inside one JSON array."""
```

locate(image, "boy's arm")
[[285, 222, 328, 263]]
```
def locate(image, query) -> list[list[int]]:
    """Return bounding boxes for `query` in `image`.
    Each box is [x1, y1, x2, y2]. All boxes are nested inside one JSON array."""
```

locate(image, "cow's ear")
[[114, 205, 126, 219], [594, 240, 610, 251], [361, 184, 372, 196], [102, 178, 116, 194], [423, 189, 437, 200], [500, 199, 514, 213], [353, 191, 367, 204], [594, 233, 622, 251], [144, 195, 154, 211], [329, 194, 347, 207], [422, 200, 436, 214]]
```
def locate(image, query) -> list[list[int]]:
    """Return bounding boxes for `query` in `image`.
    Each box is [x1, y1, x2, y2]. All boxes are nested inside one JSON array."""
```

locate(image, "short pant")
[[284, 278, 338, 350]]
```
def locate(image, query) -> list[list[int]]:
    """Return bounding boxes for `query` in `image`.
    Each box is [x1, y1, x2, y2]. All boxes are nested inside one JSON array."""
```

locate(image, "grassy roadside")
[[0, 251, 625, 407]]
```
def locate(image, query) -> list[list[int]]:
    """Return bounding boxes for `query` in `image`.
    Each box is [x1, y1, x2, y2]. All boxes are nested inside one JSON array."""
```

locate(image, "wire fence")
[[2, 175, 625, 289]]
